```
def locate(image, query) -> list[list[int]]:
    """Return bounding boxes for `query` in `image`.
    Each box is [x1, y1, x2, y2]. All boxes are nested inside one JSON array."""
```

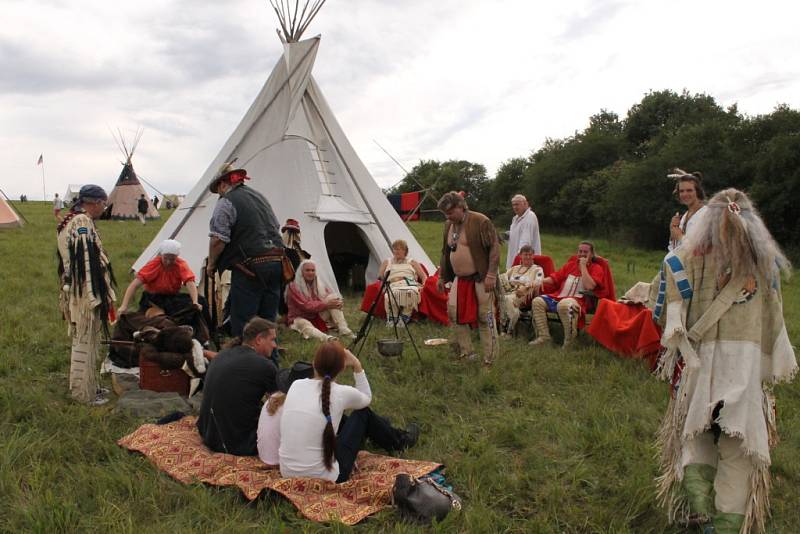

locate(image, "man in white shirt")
[[506, 194, 541, 269]]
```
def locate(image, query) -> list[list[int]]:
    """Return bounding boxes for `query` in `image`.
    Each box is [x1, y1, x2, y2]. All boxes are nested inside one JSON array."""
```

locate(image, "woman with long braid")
[[279, 341, 419, 482]]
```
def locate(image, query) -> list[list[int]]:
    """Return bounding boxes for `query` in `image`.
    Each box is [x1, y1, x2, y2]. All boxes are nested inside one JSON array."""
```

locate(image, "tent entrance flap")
[[324, 222, 370, 292], [311, 196, 373, 224]]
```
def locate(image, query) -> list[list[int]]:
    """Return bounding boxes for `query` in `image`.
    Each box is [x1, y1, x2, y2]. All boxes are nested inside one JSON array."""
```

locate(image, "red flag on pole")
[[37, 154, 43, 165]]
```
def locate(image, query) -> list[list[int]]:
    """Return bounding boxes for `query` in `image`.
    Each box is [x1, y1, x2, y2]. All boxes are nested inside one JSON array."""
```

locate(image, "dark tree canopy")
[[386, 90, 799, 253]]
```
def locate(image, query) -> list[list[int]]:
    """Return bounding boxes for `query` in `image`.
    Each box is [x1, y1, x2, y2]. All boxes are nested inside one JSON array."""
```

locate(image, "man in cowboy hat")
[[56, 184, 116, 405], [206, 162, 284, 337]]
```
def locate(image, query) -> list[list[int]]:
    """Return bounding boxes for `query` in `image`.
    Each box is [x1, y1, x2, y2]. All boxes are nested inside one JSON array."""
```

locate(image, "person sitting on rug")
[[279, 341, 419, 483], [256, 361, 315, 466], [118, 239, 202, 316], [378, 239, 428, 326], [529, 241, 604, 348], [197, 317, 279, 456], [286, 260, 355, 341], [499, 245, 544, 335]]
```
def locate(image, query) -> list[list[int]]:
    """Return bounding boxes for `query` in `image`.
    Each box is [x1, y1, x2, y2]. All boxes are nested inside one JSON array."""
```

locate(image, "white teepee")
[[132, 34, 433, 292], [64, 184, 83, 204]]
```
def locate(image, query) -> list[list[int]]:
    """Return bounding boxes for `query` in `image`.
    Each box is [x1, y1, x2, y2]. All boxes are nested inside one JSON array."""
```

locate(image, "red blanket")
[[360, 270, 450, 326], [118, 416, 441, 525], [418, 272, 449, 325], [586, 300, 662, 367]]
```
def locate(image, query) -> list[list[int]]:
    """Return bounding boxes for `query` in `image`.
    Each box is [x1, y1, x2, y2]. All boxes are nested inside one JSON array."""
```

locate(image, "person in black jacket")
[[137, 194, 148, 225], [206, 163, 284, 338], [196, 317, 278, 455]]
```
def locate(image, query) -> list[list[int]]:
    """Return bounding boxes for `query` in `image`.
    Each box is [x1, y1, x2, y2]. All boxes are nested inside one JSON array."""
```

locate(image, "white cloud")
[[1, 0, 798, 198]]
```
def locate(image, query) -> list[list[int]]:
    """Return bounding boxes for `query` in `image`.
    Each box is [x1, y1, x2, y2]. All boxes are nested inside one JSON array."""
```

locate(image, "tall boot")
[[529, 297, 551, 346], [556, 299, 580, 348], [712, 512, 744, 534], [329, 308, 354, 338], [450, 324, 474, 359], [683, 463, 717, 525]]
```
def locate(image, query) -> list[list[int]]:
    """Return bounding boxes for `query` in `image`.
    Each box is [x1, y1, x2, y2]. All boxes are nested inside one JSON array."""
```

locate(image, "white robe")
[[506, 208, 541, 269]]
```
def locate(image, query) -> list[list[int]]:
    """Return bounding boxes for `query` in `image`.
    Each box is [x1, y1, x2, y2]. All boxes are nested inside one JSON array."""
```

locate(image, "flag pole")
[[41, 160, 46, 200]]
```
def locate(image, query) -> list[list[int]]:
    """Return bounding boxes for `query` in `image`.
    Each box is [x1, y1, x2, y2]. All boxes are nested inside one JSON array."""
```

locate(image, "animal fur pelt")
[[136, 326, 203, 377]]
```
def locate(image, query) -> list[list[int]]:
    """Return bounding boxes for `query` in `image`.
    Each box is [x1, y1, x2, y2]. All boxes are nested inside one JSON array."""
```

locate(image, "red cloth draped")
[[310, 315, 328, 332], [418, 271, 449, 325], [455, 278, 478, 328], [400, 192, 420, 220], [586, 300, 661, 368], [512, 254, 555, 277], [359, 282, 387, 319]]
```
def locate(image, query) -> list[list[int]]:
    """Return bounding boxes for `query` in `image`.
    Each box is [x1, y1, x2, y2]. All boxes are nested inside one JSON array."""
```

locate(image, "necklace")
[[450, 212, 468, 245]]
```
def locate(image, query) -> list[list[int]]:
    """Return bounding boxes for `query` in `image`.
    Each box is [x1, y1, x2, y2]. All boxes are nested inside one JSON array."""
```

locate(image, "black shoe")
[[398, 423, 420, 450]]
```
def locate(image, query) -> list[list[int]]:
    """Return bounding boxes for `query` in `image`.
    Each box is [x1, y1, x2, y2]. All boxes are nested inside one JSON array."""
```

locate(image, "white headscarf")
[[292, 259, 332, 299], [158, 239, 181, 256]]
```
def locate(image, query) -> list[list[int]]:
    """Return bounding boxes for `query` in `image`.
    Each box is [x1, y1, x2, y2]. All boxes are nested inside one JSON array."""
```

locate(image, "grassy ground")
[[1, 202, 798, 533]]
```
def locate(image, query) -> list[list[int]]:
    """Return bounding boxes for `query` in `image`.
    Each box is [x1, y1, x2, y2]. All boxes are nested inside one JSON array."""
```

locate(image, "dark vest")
[[217, 185, 283, 271]]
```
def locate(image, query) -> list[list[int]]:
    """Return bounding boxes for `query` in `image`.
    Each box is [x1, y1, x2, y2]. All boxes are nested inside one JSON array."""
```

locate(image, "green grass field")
[[1, 202, 798, 533]]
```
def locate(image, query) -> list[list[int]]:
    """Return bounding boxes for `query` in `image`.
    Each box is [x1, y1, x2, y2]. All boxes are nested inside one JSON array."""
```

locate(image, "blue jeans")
[[229, 260, 282, 337]]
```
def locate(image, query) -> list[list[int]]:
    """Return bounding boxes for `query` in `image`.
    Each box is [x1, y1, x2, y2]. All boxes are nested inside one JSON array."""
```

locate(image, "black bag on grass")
[[392, 473, 461, 524]]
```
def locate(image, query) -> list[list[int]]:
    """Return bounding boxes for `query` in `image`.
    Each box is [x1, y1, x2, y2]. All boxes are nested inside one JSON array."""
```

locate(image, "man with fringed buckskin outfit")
[[206, 162, 284, 338], [56, 185, 116, 406], [436, 191, 500, 366], [654, 188, 796, 534]]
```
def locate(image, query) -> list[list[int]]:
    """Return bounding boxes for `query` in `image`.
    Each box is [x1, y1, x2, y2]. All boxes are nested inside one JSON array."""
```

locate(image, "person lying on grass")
[[277, 341, 419, 482]]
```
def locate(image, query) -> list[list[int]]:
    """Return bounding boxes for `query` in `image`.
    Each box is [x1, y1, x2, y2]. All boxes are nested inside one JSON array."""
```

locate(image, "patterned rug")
[[118, 416, 441, 525]]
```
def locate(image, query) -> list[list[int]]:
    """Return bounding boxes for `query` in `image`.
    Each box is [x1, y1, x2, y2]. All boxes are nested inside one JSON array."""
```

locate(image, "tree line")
[[389, 90, 800, 253]]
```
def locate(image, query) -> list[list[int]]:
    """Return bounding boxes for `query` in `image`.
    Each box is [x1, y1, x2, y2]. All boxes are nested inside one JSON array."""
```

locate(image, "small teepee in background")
[[106, 129, 159, 220], [0, 195, 23, 228]]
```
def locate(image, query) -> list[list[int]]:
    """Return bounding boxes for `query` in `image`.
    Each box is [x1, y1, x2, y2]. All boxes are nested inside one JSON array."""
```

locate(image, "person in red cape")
[[286, 260, 354, 341], [529, 241, 604, 348], [436, 191, 500, 366]]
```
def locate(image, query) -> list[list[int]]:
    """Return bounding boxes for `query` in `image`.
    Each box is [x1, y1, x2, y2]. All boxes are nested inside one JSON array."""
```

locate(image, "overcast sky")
[[2, 0, 798, 200]]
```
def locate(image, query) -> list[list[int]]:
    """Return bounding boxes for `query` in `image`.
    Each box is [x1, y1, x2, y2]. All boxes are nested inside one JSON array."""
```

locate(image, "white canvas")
[[132, 36, 433, 292]]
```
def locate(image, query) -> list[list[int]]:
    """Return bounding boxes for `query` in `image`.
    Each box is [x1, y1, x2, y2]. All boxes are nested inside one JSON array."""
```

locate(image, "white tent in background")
[[0, 196, 23, 228], [64, 184, 83, 204], [132, 2, 432, 292], [106, 129, 159, 221]]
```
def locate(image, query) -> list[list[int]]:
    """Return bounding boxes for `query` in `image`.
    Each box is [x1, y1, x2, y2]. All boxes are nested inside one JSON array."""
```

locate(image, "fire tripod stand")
[[350, 270, 422, 362]]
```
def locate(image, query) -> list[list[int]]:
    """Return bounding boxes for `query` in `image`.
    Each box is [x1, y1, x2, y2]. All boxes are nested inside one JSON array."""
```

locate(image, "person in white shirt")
[[667, 169, 708, 251], [257, 361, 314, 466], [278, 341, 419, 482], [506, 194, 541, 269]]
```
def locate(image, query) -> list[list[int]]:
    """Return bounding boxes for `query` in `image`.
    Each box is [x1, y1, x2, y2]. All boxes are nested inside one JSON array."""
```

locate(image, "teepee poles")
[[269, 0, 326, 42]]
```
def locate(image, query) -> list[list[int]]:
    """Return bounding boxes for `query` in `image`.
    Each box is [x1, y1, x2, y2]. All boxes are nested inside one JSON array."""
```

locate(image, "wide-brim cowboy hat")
[[209, 162, 247, 193], [276, 361, 314, 394]]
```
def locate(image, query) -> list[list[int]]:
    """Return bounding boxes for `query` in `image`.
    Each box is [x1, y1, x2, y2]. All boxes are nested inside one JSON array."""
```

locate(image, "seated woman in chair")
[[278, 341, 419, 482], [499, 245, 544, 335], [286, 260, 355, 341], [378, 239, 428, 326]]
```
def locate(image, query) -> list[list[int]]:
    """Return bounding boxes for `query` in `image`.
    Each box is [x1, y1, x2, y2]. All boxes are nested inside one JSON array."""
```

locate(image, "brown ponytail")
[[321, 376, 335, 470], [313, 341, 346, 471]]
